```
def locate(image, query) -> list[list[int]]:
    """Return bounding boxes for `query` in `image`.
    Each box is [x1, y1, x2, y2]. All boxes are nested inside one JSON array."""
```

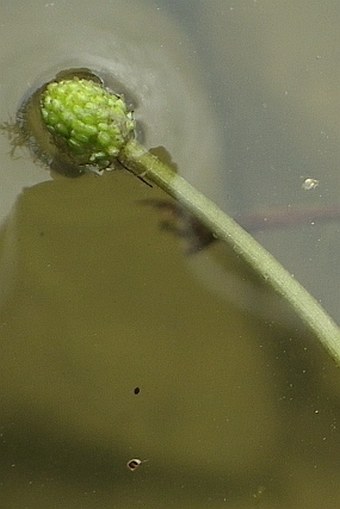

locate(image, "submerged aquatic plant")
[[8, 71, 340, 364]]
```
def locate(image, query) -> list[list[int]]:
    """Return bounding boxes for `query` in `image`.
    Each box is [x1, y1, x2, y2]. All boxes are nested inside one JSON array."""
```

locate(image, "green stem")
[[120, 139, 340, 364]]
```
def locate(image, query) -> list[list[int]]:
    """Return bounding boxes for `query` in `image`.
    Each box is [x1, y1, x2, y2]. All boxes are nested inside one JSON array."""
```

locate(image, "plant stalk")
[[120, 139, 340, 364]]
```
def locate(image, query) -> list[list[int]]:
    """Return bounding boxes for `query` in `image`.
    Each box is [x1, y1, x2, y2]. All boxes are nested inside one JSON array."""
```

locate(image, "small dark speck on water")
[[134, 387, 140, 395]]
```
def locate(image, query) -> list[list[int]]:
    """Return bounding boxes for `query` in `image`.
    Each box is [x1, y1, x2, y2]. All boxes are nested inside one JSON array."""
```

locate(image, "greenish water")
[[0, 1, 340, 508]]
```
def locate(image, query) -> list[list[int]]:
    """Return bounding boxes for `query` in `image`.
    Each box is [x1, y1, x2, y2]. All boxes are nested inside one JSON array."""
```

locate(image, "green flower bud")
[[40, 77, 135, 168]]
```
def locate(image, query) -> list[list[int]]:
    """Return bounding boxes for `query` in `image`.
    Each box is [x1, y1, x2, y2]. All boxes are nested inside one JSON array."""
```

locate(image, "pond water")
[[0, 1, 340, 508]]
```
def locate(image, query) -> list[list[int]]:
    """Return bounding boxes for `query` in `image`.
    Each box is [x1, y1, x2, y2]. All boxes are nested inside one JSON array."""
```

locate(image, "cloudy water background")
[[0, 1, 340, 508]]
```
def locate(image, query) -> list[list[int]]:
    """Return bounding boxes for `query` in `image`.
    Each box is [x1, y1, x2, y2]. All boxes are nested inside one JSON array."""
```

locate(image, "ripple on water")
[[0, 0, 224, 221]]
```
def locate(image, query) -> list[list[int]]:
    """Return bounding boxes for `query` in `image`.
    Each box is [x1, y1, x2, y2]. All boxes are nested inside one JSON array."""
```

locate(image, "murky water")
[[1, 1, 340, 508]]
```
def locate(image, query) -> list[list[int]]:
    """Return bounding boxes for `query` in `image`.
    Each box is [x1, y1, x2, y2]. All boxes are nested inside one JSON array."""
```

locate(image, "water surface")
[[0, 1, 340, 508]]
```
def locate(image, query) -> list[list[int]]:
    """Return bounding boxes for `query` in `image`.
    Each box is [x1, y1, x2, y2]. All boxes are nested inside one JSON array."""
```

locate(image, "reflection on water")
[[0, 1, 340, 509], [177, 1, 340, 320], [0, 0, 223, 220], [0, 171, 280, 508]]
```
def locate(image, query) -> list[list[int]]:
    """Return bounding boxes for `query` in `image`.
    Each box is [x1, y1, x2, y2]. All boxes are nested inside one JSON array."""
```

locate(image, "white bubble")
[[302, 178, 319, 191]]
